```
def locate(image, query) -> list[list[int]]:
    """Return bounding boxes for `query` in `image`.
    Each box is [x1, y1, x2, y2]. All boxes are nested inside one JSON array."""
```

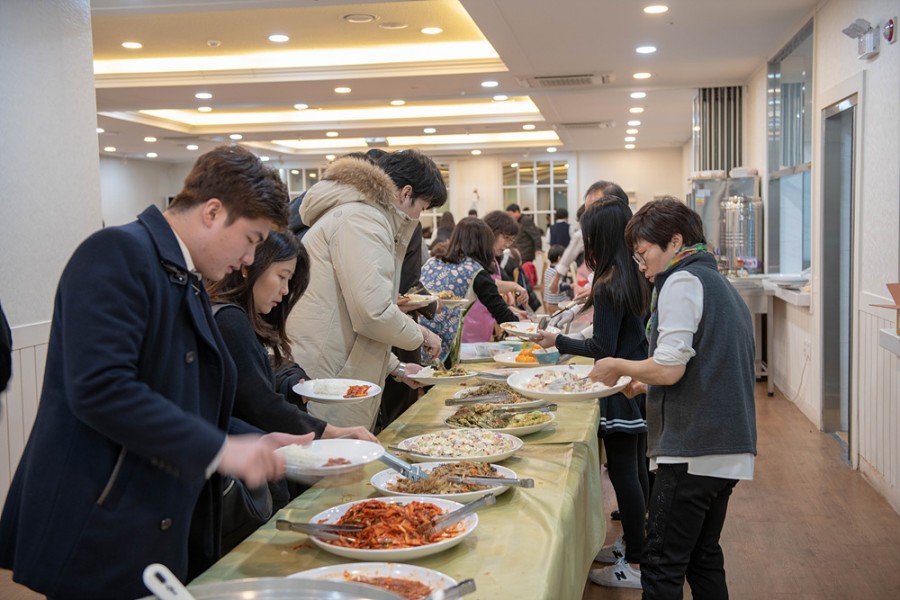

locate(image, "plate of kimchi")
[[289, 562, 456, 600], [293, 378, 382, 404], [306, 497, 477, 561]]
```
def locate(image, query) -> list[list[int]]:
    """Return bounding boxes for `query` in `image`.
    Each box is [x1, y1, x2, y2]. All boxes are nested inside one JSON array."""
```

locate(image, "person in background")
[[467, 208, 478, 217], [0, 301, 11, 394], [287, 149, 444, 430], [0, 145, 312, 599], [421, 217, 523, 357], [430, 211, 456, 248], [548, 207, 572, 249], [537, 198, 651, 589], [542, 244, 570, 314], [589, 197, 757, 599], [505, 202, 522, 222], [513, 207, 543, 263]]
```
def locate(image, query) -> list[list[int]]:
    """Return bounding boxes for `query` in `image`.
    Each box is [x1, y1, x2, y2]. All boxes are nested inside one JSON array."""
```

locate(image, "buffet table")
[[194, 360, 605, 600]]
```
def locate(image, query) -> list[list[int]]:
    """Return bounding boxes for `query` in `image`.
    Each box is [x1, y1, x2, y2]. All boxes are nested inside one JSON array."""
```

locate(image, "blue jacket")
[[0, 206, 237, 599]]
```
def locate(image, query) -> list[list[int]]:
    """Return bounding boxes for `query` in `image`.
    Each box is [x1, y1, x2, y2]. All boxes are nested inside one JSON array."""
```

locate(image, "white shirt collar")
[[170, 227, 200, 279]]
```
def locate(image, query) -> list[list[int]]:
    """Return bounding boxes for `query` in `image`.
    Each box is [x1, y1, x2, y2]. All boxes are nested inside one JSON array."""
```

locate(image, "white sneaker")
[[589, 557, 642, 589], [594, 536, 625, 563]]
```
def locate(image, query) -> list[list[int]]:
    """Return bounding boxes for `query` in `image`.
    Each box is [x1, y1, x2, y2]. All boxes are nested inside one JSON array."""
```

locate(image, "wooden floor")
[[582, 384, 900, 600], [3, 385, 900, 599]]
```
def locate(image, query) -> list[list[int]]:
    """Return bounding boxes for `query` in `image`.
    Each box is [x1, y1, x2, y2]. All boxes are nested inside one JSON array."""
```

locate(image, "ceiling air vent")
[[522, 73, 613, 88], [558, 121, 615, 130], [365, 137, 388, 148]]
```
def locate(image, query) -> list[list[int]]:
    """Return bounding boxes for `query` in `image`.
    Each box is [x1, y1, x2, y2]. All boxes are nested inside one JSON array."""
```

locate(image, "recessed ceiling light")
[[379, 22, 408, 30], [625, 136, 636, 142], [390, 99, 406, 106], [121, 42, 142, 49], [186, 144, 199, 151], [693, 125, 701, 132], [325, 154, 336, 161], [197, 106, 212, 112], [290, 169, 300, 174], [547, 147, 558, 153], [523, 124, 536, 130], [481, 80, 499, 88], [627, 120, 642, 126], [229, 134, 243, 140], [144, 136, 157, 142], [625, 144, 636, 149], [195, 92, 212, 100], [421, 27, 443, 35], [633, 72, 652, 80], [293, 103, 309, 110], [326, 131, 339, 137], [259, 156, 270, 162], [630, 92, 647, 99], [343, 14, 376, 23], [627, 128, 639, 134], [207, 39, 221, 48], [96, 128, 104, 134], [629, 107, 645, 113], [104, 146, 117, 152], [471, 149, 482, 155], [268, 34, 289, 43], [493, 94, 509, 101], [334, 87, 352, 94], [424, 127, 437, 134], [146, 152, 158, 158], [636, 46, 657, 54], [510, 163, 519, 168], [309, 173, 317, 178], [644, 5, 669, 14]]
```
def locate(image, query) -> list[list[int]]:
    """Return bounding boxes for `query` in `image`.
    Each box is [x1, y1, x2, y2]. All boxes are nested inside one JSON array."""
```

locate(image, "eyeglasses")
[[632, 243, 652, 266]]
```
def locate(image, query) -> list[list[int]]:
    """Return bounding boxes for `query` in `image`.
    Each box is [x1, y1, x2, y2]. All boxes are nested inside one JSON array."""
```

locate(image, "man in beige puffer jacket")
[[287, 150, 446, 430]]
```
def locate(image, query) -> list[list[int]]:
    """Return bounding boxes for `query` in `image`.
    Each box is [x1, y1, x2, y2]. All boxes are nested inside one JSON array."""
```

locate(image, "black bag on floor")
[[221, 477, 273, 554]]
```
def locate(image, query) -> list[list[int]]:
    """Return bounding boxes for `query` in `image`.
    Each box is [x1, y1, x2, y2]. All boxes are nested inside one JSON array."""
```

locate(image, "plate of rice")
[[275, 439, 384, 478], [293, 378, 382, 404]]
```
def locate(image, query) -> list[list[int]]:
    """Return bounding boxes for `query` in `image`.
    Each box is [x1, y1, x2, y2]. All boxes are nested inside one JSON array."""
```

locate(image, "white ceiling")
[[91, 0, 818, 163]]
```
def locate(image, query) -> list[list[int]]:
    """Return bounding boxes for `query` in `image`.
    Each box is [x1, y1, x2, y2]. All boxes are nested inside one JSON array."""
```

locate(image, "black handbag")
[[221, 476, 273, 554]]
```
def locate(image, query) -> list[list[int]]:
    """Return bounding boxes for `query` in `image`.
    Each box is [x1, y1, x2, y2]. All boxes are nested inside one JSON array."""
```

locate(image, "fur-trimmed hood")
[[299, 157, 400, 227]]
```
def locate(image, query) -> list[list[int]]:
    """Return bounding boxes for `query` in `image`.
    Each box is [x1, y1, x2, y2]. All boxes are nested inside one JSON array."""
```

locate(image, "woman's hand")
[[589, 357, 624, 387], [322, 424, 378, 443], [573, 285, 591, 303], [420, 326, 442, 359], [536, 330, 558, 348]]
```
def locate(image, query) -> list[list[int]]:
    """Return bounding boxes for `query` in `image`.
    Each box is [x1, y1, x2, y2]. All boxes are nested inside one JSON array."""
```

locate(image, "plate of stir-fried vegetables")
[[370, 461, 517, 503]]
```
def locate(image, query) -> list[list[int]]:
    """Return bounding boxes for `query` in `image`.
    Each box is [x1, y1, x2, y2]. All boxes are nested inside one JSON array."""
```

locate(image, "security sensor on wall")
[[841, 18, 880, 59]]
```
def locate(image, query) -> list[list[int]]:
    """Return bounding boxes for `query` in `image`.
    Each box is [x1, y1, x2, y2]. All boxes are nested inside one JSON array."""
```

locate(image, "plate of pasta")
[[306, 497, 478, 561], [370, 461, 517, 503]]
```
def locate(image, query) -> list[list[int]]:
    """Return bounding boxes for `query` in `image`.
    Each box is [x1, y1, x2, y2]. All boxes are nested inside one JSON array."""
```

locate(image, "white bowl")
[[370, 461, 516, 503], [506, 364, 631, 402], [306, 496, 477, 561]]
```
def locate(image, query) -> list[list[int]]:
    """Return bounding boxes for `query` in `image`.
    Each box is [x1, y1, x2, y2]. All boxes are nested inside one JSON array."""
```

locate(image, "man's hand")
[[420, 326, 442, 360], [217, 432, 314, 488]]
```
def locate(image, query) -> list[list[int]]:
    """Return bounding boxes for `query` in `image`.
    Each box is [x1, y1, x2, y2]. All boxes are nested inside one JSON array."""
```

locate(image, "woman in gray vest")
[[589, 197, 757, 599]]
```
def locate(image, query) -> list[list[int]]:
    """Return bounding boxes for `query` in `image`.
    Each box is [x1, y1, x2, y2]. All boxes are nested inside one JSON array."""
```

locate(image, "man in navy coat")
[[0, 145, 311, 599]]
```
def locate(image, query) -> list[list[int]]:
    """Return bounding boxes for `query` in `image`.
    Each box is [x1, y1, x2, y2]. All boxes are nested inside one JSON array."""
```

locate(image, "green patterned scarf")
[[645, 243, 709, 339]]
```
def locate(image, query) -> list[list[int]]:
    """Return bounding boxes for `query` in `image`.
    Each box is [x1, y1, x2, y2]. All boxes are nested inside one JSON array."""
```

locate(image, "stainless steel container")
[[719, 195, 764, 275]]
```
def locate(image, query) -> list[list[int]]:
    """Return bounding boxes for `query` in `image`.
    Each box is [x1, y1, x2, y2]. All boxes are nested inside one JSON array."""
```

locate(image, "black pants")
[[642, 463, 738, 600], [604, 431, 649, 563]]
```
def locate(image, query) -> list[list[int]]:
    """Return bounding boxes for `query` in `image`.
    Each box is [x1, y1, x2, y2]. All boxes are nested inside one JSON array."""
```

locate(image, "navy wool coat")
[[0, 206, 237, 599]]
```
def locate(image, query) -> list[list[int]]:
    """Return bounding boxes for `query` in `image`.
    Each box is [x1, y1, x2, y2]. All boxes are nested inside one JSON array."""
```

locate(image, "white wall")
[[99, 156, 192, 226], [0, 0, 101, 505], [574, 148, 684, 208]]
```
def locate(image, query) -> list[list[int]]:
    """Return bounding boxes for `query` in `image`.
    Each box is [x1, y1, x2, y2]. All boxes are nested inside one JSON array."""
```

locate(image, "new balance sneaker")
[[589, 557, 642, 589], [594, 536, 625, 563]]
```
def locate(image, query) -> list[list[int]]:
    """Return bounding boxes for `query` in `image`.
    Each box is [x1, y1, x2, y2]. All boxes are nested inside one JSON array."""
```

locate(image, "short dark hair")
[[554, 208, 569, 221], [433, 217, 497, 273], [169, 145, 288, 228], [438, 211, 456, 229], [365, 148, 388, 162], [625, 196, 706, 250], [207, 230, 308, 365], [377, 149, 447, 209], [584, 180, 628, 203], [548, 244, 565, 263], [467, 209, 478, 216], [505, 203, 521, 213], [482, 210, 519, 237]]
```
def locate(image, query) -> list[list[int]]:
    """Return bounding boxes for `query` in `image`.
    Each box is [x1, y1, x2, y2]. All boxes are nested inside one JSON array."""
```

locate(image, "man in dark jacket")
[[548, 208, 571, 248], [0, 145, 311, 599], [514, 209, 543, 262], [0, 301, 11, 393]]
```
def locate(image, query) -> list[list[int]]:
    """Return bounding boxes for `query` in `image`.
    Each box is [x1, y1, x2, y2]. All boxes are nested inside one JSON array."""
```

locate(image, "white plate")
[[396, 429, 524, 463], [289, 562, 456, 597], [276, 439, 385, 478], [499, 321, 540, 340], [370, 462, 517, 503], [452, 386, 547, 409], [491, 351, 543, 367], [399, 294, 438, 309], [445, 411, 556, 436], [293, 379, 382, 404], [409, 367, 477, 386], [439, 298, 472, 309], [506, 364, 632, 402], [306, 496, 477, 561]]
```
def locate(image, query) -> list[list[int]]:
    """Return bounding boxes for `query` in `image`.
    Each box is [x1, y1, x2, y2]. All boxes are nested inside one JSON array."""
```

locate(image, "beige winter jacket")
[[287, 157, 423, 429]]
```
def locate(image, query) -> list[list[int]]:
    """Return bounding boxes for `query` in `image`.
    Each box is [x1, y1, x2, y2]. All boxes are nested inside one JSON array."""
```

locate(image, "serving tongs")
[[446, 475, 535, 488], [275, 519, 363, 541], [379, 451, 427, 481], [419, 492, 496, 537], [546, 375, 591, 392], [423, 578, 477, 600], [445, 392, 513, 406], [493, 402, 557, 414]]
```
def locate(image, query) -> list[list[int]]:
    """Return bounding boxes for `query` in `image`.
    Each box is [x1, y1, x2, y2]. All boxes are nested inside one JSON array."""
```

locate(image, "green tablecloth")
[[194, 362, 605, 600]]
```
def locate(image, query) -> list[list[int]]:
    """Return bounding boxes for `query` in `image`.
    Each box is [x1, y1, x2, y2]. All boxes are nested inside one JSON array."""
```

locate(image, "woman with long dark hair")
[[420, 217, 523, 362], [537, 196, 650, 589], [207, 231, 376, 441]]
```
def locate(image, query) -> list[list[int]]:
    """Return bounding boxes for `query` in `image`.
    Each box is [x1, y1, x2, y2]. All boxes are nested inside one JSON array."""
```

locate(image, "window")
[[502, 159, 569, 233], [419, 163, 451, 237], [282, 167, 323, 198], [767, 20, 812, 273]]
